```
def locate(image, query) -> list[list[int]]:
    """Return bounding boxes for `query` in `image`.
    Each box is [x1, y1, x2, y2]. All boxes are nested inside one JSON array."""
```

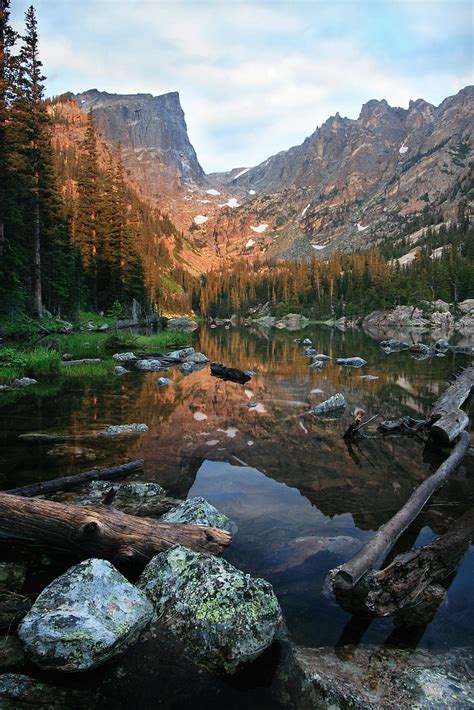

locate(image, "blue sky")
[[10, 0, 473, 173]]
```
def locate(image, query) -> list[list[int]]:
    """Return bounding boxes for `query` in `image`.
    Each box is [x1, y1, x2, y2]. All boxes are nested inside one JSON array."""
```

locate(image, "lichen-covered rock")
[[112, 352, 137, 362], [160, 497, 237, 535], [18, 559, 153, 672], [180, 362, 194, 374], [0, 673, 96, 708], [135, 359, 165, 371], [67, 480, 173, 517], [138, 545, 282, 673], [434, 338, 451, 353], [379, 339, 410, 351], [114, 366, 129, 376], [156, 377, 171, 386], [336, 357, 367, 367], [167, 347, 195, 360], [311, 393, 347, 415], [98, 423, 149, 437]]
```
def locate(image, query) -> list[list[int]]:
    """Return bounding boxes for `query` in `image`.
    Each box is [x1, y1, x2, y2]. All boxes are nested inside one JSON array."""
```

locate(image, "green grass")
[[54, 330, 191, 359], [59, 361, 115, 379], [0, 347, 61, 381]]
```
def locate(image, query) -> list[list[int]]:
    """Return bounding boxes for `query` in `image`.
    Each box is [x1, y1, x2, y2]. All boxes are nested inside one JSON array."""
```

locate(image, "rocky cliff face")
[[70, 86, 473, 268], [208, 86, 473, 261], [75, 89, 206, 198]]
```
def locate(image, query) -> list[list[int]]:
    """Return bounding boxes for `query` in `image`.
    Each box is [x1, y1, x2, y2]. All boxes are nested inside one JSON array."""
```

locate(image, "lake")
[[1, 324, 473, 708]]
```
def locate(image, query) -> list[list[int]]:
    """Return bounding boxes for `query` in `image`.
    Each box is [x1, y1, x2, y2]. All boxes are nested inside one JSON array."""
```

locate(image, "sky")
[[10, 0, 474, 173]]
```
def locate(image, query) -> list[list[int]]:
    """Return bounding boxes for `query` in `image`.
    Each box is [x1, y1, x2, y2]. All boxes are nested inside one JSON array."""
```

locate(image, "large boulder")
[[135, 359, 166, 371], [18, 559, 153, 672], [167, 347, 195, 360], [138, 545, 282, 673], [311, 393, 347, 415], [160, 497, 237, 535], [275, 313, 309, 331], [184, 352, 208, 364], [458, 299, 474, 314], [112, 352, 137, 362], [430, 310, 454, 330], [166, 317, 198, 332]]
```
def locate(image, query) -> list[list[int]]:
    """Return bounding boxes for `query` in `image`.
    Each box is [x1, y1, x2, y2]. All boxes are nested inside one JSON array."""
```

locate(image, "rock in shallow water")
[[138, 545, 282, 673], [160, 496, 237, 535], [18, 559, 153, 672], [336, 357, 367, 367], [114, 366, 129, 376], [311, 393, 347, 415]]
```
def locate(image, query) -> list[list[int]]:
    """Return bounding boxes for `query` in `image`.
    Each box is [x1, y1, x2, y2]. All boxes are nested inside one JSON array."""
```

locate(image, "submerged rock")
[[312, 353, 332, 361], [160, 497, 237, 535], [184, 352, 208, 364], [18, 558, 153, 672], [68, 480, 173, 517], [0, 673, 96, 708], [311, 393, 347, 415], [433, 338, 451, 353], [99, 423, 149, 437], [156, 377, 171, 386], [336, 357, 367, 367], [138, 545, 282, 673]]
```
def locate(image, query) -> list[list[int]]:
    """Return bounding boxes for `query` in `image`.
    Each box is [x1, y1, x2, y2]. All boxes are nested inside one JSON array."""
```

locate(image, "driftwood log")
[[329, 430, 469, 591], [5, 460, 144, 497], [0, 494, 231, 569], [429, 364, 473, 445], [364, 506, 474, 616], [61, 358, 102, 366]]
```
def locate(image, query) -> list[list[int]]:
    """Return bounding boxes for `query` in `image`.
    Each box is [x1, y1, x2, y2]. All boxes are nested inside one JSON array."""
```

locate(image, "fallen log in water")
[[328, 430, 469, 591], [0, 494, 231, 569], [5, 460, 144, 497], [60, 358, 102, 366], [364, 507, 474, 617], [429, 364, 473, 445]]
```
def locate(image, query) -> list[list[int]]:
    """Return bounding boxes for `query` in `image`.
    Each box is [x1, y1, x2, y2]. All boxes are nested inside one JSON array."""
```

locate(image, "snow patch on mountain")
[[250, 224, 269, 233], [356, 223, 370, 232], [232, 168, 250, 180], [311, 244, 326, 250], [219, 198, 240, 208], [206, 189, 221, 196], [301, 203, 311, 218], [248, 189, 256, 195], [399, 144, 408, 154]]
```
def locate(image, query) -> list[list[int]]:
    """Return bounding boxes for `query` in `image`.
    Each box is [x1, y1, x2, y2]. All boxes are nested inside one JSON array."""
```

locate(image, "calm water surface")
[[1, 324, 473, 707]]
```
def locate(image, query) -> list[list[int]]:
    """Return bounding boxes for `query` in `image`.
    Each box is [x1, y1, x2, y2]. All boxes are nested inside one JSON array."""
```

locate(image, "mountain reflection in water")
[[1, 324, 473, 656]]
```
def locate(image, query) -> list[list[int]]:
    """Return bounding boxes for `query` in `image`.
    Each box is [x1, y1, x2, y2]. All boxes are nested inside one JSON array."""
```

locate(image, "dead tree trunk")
[[365, 507, 474, 616], [329, 431, 469, 591], [0, 493, 231, 569], [429, 364, 473, 445], [5, 460, 144, 497]]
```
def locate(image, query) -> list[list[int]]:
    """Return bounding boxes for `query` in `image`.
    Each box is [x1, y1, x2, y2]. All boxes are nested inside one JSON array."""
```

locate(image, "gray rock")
[[0, 673, 96, 708], [456, 314, 474, 332], [0, 562, 26, 593], [336, 357, 367, 367], [156, 377, 171, 386], [112, 352, 137, 362], [430, 310, 454, 330], [304, 347, 318, 357], [14, 378, 37, 387], [64, 480, 173, 517], [379, 339, 410, 351], [254, 315, 277, 328], [309, 361, 324, 370], [458, 298, 474, 314], [311, 393, 347, 415], [166, 317, 198, 332], [98, 423, 149, 437], [184, 352, 208, 364], [275, 313, 309, 331], [18, 558, 153, 672], [302, 338, 312, 345], [138, 545, 282, 673], [434, 338, 451, 353], [135, 359, 165, 371], [62, 353, 73, 361], [244, 369, 256, 376], [114, 366, 129, 376], [180, 362, 194, 374], [274, 641, 474, 710], [312, 353, 332, 361], [0, 637, 26, 670], [161, 497, 237, 535], [167, 347, 195, 360]]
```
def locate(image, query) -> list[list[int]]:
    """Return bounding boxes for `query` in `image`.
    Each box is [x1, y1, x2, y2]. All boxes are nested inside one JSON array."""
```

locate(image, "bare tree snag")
[[328, 431, 469, 591], [0, 494, 231, 569], [5, 460, 144, 497], [364, 507, 474, 616]]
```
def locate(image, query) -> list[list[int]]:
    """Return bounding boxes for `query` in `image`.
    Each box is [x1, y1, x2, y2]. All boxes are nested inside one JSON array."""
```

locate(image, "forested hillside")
[[0, 2, 194, 325], [198, 221, 474, 319]]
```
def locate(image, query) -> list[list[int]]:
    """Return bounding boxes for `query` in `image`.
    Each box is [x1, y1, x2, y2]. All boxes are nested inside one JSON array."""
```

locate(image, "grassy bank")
[[0, 331, 192, 383]]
